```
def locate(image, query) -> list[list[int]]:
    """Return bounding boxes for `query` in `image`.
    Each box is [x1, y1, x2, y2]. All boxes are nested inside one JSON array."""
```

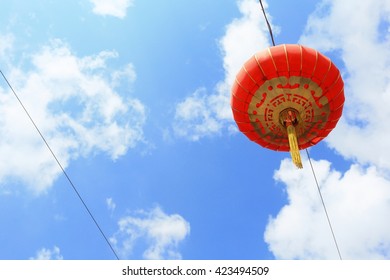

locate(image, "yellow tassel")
[[287, 125, 303, 169]]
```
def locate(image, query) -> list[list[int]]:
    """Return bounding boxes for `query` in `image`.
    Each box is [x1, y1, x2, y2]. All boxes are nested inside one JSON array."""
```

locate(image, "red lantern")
[[231, 44, 344, 168]]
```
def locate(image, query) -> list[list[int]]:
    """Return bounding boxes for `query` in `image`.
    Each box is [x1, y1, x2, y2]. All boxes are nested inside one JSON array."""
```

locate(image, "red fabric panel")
[[285, 44, 302, 76], [329, 89, 345, 110], [270, 45, 289, 77], [255, 49, 278, 79], [230, 95, 248, 113], [232, 108, 250, 123], [236, 67, 258, 94], [243, 131, 261, 141], [237, 122, 255, 133], [312, 53, 331, 85], [300, 46, 317, 78], [232, 78, 257, 104], [244, 56, 266, 88], [321, 63, 340, 90]]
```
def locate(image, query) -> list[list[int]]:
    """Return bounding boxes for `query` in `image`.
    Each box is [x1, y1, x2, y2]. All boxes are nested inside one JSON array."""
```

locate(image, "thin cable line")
[[257, 0, 342, 260], [259, 0, 276, 46], [0, 70, 120, 260], [306, 149, 342, 260]]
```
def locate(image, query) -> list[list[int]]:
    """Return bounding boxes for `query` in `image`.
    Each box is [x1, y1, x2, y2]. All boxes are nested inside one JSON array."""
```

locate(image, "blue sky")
[[0, 0, 390, 260]]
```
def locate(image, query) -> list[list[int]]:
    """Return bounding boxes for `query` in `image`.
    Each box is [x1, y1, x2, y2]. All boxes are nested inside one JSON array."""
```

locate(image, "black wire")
[[258, 0, 276, 46], [306, 149, 343, 260], [0, 70, 120, 260]]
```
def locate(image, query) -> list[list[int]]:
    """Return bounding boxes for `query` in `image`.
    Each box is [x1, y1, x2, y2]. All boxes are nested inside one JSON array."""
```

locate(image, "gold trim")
[[247, 76, 330, 149]]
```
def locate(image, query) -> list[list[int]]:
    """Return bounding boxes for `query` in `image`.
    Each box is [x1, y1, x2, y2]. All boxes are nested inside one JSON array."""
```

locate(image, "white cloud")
[[89, 0, 134, 19], [299, 0, 390, 170], [111, 63, 137, 88], [110, 206, 190, 260], [0, 33, 14, 58], [106, 197, 116, 212], [173, 0, 273, 141], [265, 158, 390, 259], [0, 39, 146, 193], [30, 246, 63, 260], [173, 88, 222, 141]]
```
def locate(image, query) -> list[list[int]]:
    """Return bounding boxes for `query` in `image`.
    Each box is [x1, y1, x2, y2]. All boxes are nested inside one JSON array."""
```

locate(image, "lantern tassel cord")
[[287, 125, 302, 168]]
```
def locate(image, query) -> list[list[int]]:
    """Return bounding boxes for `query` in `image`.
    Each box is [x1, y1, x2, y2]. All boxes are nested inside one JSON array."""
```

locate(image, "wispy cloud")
[[173, 88, 222, 141], [110, 206, 190, 260], [89, 0, 134, 19], [30, 246, 63, 260], [106, 197, 116, 212], [173, 0, 273, 141], [0, 33, 13, 58], [265, 158, 390, 259], [0, 38, 146, 193]]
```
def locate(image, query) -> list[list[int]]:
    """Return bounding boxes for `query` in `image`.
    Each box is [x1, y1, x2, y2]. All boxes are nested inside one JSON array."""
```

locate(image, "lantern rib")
[[319, 58, 333, 87], [311, 50, 319, 79], [254, 53, 267, 78]]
